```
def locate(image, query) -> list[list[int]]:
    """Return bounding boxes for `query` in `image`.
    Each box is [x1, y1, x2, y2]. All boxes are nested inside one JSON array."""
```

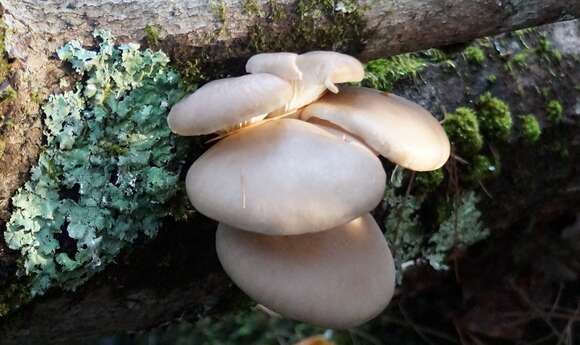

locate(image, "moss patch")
[[467, 154, 498, 182], [414, 169, 444, 194], [520, 114, 541, 143], [144, 25, 161, 46], [463, 46, 485, 65], [246, 0, 366, 54], [443, 107, 484, 157], [475, 92, 512, 142], [361, 54, 426, 92], [546, 99, 563, 123]]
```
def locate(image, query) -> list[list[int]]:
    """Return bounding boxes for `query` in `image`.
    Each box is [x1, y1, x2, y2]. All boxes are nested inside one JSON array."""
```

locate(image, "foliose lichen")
[[384, 173, 489, 279], [475, 92, 513, 142], [442, 107, 484, 157], [425, 191, 489, 270], [4, 30, 187, 295], [520, 114, 541, 143]]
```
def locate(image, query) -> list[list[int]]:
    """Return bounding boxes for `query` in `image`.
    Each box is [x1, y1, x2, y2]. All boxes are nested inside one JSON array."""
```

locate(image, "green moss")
[[0, 86, 16, 103], [144, 25, 161, 46], [211, 0, 227, 23], [414, 169, 444, 194], [30, 91, 43, 104], [512, 50, 529, 69], [546, 99, 563, 123], [0, 281, 31, 317], [486, 74, 497, 83], [463, 46, 485, 65], [467, 154, 498, 182], [520, 114, 541, 143], [475, 92, 512, 142], [361, 54, 426, 92], [0, 18, 10, 82], [210, 0, 228, 37], [267, 0, 285, 20], [443, 107, 484, 157], [178, 58, 205, 90], [243, 0, 264, 16], [247, 0, 365, 53], [0, 138, 4, 159], [537, 35, 562, 62]]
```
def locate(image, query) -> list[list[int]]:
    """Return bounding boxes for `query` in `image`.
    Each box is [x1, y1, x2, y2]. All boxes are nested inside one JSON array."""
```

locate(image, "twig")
[[399, 299, 441, 345], [509, 280, 565, 343], [382, 315, 459, 343]]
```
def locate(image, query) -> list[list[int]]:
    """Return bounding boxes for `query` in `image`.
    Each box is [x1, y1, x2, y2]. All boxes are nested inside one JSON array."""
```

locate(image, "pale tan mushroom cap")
[[301, 86, 451, 171], [285, 51, 364, 110], [167, 73, 292, 136], [297, 51, 365, 93], [216, 213, 396, 329], [245, 52, 303, 81], [244, 51, 364, 110], [186, 118, 386, 235]]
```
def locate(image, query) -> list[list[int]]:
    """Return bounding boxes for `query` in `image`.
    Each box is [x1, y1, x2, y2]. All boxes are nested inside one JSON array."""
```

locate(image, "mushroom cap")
[[286, 51, 365, 110], [186, 118, 386, 235], [167, 73, 293, 136], [297, 51, 365, 93], [245, 52, 303, 81], [244, 51, 364, 110], [216, 213, 396, 329], [301, 86, 451, 171], [307, 117, 379, 156]]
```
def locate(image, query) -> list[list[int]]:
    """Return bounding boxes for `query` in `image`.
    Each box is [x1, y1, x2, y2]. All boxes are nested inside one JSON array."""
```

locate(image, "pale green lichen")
[[384, 172, 489, 279], [5, 30, 187, 295], [425, 192, 489, 270]]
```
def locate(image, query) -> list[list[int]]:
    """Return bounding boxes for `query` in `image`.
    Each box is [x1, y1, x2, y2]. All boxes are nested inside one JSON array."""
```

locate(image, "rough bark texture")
[[1, 0, 579, 223], [0, 1, 579, 344]]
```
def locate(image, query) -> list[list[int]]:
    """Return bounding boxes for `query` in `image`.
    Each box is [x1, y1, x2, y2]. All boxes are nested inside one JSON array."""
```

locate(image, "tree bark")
[[1, 0, 579, 221], [0, 1, 579, 344]]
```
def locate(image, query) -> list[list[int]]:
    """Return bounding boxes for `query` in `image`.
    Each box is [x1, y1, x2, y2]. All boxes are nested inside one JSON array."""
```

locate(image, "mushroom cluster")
[[168, 51, 450, 329]]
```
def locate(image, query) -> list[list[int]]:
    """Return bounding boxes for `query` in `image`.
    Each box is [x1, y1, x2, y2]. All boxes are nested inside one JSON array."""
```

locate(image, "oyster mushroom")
[[245, 51, 364, 110], [167, 73, 293, 136], [301, 86, 450, 171], [186, 118, 385, 235], [246, 52, 303, 81], [216, 213, 396, 329]]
